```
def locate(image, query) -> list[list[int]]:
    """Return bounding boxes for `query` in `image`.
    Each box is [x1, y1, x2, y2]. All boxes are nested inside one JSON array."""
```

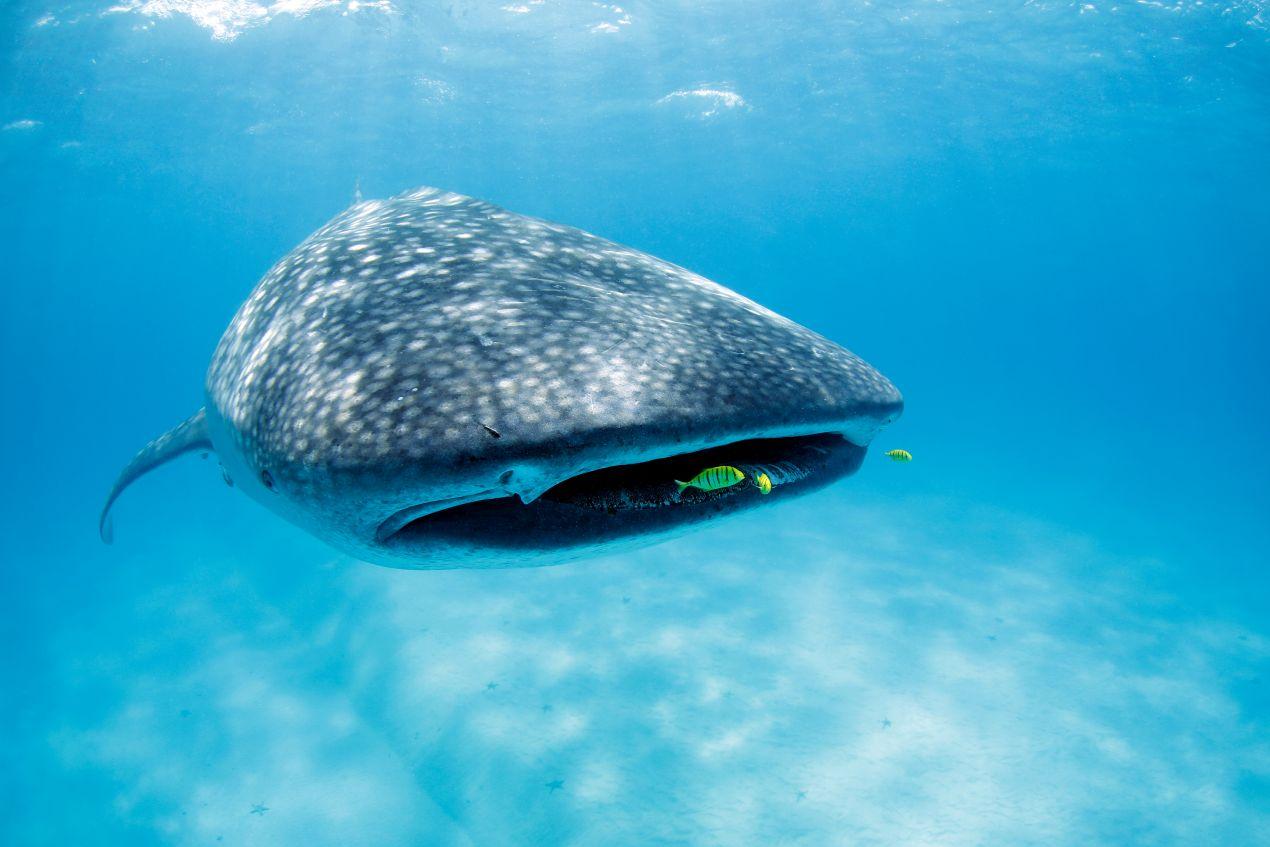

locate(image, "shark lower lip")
[[377, 432, 865, 558]]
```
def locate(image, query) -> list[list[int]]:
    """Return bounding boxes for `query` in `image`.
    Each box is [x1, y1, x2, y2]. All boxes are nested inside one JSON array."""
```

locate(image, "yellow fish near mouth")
[[754, 472, 773, 494], [676, 465, 746, 494], [884, 449, 913, 462]]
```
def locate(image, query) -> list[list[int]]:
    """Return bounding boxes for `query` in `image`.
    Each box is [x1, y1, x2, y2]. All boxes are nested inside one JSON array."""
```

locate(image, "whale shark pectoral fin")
[[99, 407, 213, 544]]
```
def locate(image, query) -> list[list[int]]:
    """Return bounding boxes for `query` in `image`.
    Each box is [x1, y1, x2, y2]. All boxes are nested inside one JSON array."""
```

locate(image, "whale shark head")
[[105, 187, 901, 569]]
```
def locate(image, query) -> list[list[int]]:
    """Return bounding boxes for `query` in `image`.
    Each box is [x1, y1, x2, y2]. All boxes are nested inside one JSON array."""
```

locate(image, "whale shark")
[[100, 187, 903, 569]]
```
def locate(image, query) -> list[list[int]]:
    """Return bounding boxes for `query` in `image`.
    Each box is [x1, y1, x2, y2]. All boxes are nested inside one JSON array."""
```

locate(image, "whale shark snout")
[[102, 186, 902, 569]]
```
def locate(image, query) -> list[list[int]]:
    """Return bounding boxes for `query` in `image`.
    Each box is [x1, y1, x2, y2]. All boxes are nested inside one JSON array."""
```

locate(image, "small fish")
[[676, 465, 746, 494], [884, 449, 913, 462], [754, 472, 772, 494]]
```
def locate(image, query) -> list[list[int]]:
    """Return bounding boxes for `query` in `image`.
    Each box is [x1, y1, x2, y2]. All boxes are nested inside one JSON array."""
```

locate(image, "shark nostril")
[[260, 469, 275, 490]]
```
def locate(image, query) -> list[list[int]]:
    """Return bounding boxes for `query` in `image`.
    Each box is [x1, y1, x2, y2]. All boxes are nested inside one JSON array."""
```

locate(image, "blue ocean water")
[[2, 1, 1268, 843]]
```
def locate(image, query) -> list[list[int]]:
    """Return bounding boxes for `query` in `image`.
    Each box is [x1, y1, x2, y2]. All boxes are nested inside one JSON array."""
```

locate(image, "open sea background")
[[2, 1, 1268, 844]]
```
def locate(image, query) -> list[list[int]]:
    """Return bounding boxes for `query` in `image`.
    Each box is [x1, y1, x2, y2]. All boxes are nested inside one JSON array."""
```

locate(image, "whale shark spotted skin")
[[100, 187, 902, 569]]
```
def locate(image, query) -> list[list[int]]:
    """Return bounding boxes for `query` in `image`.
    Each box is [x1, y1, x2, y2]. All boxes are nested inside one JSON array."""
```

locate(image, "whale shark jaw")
[[372, 430, 869, 568], [203, 398, 897, 571], [332, 376, 900, 568]]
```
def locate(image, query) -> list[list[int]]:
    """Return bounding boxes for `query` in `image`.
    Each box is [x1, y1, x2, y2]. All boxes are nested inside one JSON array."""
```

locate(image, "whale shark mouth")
[[377, 432, 866, 558]]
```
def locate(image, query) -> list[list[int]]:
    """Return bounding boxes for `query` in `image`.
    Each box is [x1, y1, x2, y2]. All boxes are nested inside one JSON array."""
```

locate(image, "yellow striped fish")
[[676, 465, 746, 494], [884, 449, 913, 462], [754, 472, 773, 494]]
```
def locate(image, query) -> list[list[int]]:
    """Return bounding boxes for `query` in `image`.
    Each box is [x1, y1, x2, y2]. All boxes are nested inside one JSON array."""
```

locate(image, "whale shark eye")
[[260, 469, 275, 490]]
